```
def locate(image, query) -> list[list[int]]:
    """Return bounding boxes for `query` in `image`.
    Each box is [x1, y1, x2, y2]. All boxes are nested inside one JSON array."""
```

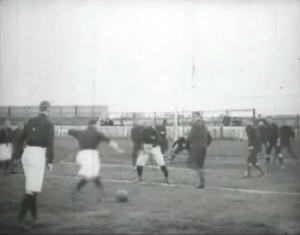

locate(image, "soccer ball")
[[115, 190, 129, 203]]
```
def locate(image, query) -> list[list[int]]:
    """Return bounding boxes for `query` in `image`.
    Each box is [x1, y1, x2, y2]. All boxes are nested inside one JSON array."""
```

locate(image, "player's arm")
[[98, 132, 124, 153], [246, 127, 254, 150], [172, 138, 179, 148], [274, 124, 280, 146], [207, 131, 212, 147], [46, 123, 55, 165], [68, 129, 81, 139], [131, 127, 138, 142]]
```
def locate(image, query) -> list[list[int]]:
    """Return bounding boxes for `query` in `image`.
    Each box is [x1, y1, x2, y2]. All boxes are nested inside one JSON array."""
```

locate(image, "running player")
[[276, 125, 299, 170], [168, 133, 191, 163], [68, 119, 124, 203]]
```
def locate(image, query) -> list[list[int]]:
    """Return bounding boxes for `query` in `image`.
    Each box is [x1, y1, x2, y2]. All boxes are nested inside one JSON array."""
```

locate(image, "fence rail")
[[0, 106, 299, 136]]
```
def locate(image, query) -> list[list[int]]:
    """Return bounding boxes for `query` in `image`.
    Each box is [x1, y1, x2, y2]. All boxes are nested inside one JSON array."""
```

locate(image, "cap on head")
[[39, 101, 51, 112]]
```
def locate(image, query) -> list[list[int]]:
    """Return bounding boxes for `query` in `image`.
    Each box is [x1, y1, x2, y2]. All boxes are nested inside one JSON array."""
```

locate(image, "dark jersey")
[[68, 126, 110, 150], [155, 125, 167, 139], [279, 125, 294, 146], [267, 123, 279, 144], [257, 123, 269, 143], [0, 127, 12, 144], [131, 125, 143, 143], [141, 126, 160, 147], [207, 131, 212, 147], [19, 114, 54, 163], [172, 137, 190, 149], [246, 125, 260, 151]]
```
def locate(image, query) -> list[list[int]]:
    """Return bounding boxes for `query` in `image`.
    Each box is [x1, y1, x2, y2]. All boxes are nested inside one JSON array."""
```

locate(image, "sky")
[[0, 0, 299, 116]]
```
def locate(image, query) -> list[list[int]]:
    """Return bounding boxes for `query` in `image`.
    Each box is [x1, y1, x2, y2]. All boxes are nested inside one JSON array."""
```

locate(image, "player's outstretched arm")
[[98, 131, 124, 153]]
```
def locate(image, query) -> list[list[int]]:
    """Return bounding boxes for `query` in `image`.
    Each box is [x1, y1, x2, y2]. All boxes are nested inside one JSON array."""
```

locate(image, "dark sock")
[[93, 177, 103, 188], [17, 194, 31, 222], [29, 194, 37, 221], [278, 157, 284, 166], [76, 178, 88, 192], [265, 157, 270, 165], [160, 165, 169, 178], [3, 160, 10, 174], [137, 166, 143, 178]]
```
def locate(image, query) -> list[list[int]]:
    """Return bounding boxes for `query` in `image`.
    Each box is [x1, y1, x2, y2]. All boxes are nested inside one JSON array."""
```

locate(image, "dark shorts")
[[247, 149, 258, 165], [187, 147, 207, 169], [160, 139, 169, 154]]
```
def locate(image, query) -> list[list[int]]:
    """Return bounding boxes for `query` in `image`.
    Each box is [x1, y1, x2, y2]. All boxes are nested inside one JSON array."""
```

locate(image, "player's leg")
[[93, 176, 105, 202], [169, 146, 182, 163], [252, 150, 264, 177], [265, 143, 274, 167], [276, 146, 285, 170], [286, 143, 298, 163], [136, 148, 150, 182], [2, 144, 12, 175], [152, 146, 169, 183], [195, 148, 207, 188], [72, 151, 96, 203], [132, 142, 140, 168], [17, 148, 46, 230]]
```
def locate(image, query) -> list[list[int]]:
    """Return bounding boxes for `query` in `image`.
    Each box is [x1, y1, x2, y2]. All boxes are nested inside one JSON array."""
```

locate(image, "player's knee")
[[278, 153, 283, 158], [26, 190, 35, 195]]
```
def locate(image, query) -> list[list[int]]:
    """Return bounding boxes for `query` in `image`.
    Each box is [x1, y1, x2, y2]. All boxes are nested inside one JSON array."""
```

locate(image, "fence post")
[[252, 108, 256, 125], [154, 112, 156, 126], [297, 115, 300, 138], [75, 106, 78, 117], [8, 106, 11, 118]]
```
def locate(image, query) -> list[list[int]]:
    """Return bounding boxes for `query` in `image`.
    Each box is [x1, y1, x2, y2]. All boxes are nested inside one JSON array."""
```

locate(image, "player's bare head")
[[192, 111, 202, 123], [88, 119, 97, 127], [39, 101, 51, 115]]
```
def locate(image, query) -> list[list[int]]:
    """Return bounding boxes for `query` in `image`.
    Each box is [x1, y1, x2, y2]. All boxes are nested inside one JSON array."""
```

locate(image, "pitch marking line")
[[59, 160, 241, 172], [10, 173, 300, 197], [47, 175, 300, 196]]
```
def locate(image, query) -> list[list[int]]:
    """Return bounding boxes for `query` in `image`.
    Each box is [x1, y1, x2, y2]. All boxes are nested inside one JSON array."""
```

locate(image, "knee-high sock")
[[160, 165, 168, 178]]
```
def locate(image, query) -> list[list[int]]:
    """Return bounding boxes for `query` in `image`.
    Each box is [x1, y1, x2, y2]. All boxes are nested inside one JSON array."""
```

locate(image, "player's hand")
[[115, 147, 125, 153], [277, 141, 280, 147], [46, 163, 53, 173]]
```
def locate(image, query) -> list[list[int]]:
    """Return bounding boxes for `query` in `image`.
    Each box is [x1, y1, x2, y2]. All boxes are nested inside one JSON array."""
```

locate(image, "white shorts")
[[76, 150, 100, 179], [22, 146, 46, 193], [137, 144, 165, 167], [0, 143, 12, 161]]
